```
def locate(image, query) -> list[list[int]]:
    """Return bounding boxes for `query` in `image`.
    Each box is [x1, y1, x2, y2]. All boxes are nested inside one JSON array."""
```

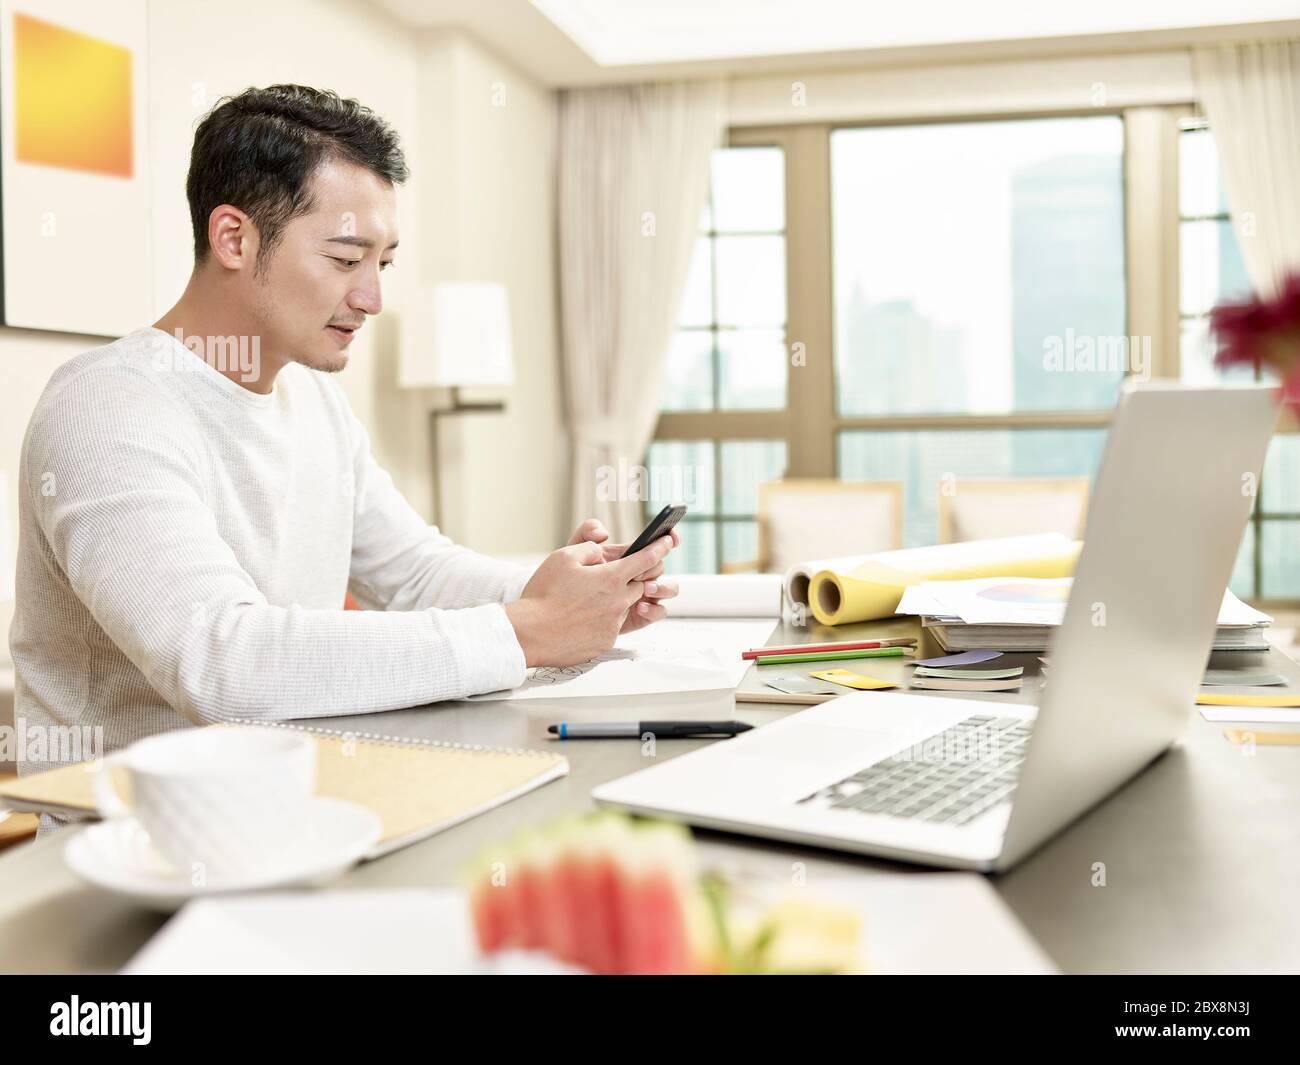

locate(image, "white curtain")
[[1193, 41, 1300, 297], [557, 81, 724, 540]]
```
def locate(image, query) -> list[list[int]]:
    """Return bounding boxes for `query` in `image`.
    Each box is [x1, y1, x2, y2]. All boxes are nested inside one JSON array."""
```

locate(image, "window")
[[1179, 121, 1296, 601], [645, 438, 788, 575], [833, 117, 1127, 418], [663, 146, 787, 412], [1178, 124, 1253, 385], [654, 145, 790, 574], [833, 116, 1125, 546], [646, 111, 1299, 607]]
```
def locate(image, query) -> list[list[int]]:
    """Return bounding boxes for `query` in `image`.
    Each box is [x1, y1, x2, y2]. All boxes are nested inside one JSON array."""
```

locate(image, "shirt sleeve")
[[24, 368, 528, 726]]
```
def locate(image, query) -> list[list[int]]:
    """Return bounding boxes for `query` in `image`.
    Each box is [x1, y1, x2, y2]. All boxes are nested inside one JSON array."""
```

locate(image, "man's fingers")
[[566, 541, 605, 566], [567, 518, 609, 547], [634, 560, 665, 582], [642, 578, 678, 600], [604, 524, 676, 563], [614, 534, 673, 579], [623, 580, 646, 607], [632, 601, 667, 624]]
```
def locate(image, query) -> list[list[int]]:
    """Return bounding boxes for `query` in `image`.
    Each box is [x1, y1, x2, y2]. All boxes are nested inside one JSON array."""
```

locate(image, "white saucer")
[[63, 796, 382, 912]]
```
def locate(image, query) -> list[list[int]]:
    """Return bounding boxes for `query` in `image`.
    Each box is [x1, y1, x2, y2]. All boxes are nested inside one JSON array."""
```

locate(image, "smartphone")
[[620, 504, 687, 559]]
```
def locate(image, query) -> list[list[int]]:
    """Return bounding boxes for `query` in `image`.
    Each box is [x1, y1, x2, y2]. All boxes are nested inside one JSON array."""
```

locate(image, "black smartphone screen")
[[620, 504, 687, 559]]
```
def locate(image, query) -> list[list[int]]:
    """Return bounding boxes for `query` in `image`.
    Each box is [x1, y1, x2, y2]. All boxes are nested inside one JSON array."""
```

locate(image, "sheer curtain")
[[1193, 40, 1300, 296], [557, 81, 724, 539]]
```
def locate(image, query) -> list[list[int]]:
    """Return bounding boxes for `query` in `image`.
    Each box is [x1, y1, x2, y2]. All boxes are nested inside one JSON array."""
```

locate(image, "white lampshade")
[[0, 471, 13, 604], [400, 282, 515, 388]]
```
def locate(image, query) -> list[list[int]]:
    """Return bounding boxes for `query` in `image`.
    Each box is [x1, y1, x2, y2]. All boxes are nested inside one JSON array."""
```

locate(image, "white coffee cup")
[[92, 727, 316, 881]]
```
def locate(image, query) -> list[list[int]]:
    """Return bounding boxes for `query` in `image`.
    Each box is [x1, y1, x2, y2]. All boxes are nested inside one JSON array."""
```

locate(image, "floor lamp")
[[402, 282, 515, 534]]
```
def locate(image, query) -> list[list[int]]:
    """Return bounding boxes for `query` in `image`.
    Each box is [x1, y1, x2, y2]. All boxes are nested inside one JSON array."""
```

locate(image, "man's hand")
[[504, 532, 677, 667], [566, 518, 680, 633]]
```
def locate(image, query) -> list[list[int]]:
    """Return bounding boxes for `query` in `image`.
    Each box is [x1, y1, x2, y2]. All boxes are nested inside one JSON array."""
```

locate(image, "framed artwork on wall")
[[0, 0, 150, 336]]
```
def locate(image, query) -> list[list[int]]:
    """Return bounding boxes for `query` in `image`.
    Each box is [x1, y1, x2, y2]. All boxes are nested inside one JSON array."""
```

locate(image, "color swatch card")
[[810, 669, 897, 691], [1202, 670, 1287, 687], [1223, 728, 1300, 746], [763, 674, 841, 696], [1197, 692, 1300, 707], [912, 666, 1024, 680], [910, 676, 1023, 692], [912, 650, 1003, 668]]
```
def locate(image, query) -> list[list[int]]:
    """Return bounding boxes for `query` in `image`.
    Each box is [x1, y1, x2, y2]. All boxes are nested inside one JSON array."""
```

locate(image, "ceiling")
[[369, 0, 1300, 86]]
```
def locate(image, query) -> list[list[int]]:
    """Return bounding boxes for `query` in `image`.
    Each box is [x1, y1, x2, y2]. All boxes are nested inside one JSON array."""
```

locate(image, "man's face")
[[248, 157, 398, 374]]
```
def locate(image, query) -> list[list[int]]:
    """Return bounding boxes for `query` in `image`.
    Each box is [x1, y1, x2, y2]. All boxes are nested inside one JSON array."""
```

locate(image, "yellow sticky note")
[[1223, 728, 1300, 746], [810, 669, 897, 691], [1196, 692, 1300, 707]]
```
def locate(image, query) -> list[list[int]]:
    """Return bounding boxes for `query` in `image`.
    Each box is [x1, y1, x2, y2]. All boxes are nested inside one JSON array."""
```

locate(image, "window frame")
[[1175, 116, 1300, 605], [649, 106, 1300, 608]]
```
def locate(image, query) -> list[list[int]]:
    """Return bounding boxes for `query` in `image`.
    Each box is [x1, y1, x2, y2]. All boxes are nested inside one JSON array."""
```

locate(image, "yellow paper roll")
[[808, 539, 1082, 626]]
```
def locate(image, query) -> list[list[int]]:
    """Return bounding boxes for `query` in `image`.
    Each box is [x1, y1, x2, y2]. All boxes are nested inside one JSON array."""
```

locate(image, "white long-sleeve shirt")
[[10, 326, 531, 794]]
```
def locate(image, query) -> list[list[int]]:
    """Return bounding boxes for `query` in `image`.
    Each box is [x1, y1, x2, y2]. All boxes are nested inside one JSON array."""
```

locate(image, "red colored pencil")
[[742, 638, 916, 661]]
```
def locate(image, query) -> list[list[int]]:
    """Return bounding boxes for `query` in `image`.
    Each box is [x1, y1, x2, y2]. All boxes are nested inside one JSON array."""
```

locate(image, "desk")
[[1, 617, 1298, 974]]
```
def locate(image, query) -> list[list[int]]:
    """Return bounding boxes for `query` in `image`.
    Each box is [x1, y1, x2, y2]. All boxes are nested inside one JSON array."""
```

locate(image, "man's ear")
[[207, 204, 256, 271]]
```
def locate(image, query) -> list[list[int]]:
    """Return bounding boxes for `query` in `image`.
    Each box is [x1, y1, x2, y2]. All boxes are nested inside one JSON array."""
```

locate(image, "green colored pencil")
[[753, 647, 908, 666]]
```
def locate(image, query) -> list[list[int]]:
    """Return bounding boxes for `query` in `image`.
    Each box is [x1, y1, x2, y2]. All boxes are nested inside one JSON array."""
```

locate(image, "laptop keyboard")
[[797, 715, 1032, 826]]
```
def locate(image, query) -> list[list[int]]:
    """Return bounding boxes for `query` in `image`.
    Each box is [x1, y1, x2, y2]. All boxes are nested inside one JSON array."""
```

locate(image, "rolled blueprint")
[[803, 535, 1082, 626]]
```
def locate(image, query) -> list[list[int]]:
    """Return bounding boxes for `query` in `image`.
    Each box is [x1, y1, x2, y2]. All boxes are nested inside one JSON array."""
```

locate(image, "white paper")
[[121, 890, 581, 975], [467, 618, 778, 701], [665, 574, 783, 617], [1216, 591, 1275, 627], [898, 578, 1272, 629], [783, 553, 876, 607], [1199, 707, 1300, 724], [812, 874, 1056, 975], [914, 577, 1074, 625], [122, 876, 1055, 975], [895, 585, 951, 617]]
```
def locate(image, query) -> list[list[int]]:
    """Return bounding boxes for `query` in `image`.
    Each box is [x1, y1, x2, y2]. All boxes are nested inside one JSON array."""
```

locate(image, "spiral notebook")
[[0, 723, 569, 859]]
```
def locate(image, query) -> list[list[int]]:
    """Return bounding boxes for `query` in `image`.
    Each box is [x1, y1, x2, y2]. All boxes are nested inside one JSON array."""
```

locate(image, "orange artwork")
[[13, 11, 133, 178]]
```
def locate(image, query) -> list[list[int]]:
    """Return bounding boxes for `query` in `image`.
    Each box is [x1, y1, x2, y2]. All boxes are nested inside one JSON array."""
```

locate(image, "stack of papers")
[[904, 649, 1024, 692], [910, 664, 1025, 693], [897, 577, 1271, 653]]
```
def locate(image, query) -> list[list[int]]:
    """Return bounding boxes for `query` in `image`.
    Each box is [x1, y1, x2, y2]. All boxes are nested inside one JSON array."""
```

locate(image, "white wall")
[[405, 30, 565, 551], [0, 1, 565, 666], [728, 49, 1197, 125]]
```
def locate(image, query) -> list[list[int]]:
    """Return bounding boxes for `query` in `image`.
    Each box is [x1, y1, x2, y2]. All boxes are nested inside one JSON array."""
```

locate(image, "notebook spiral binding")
[[226, 719, 558, 760]]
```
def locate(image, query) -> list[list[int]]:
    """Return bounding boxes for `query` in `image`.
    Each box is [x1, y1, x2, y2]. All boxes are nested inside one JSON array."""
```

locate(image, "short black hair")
[[186, 84, 409, 265]]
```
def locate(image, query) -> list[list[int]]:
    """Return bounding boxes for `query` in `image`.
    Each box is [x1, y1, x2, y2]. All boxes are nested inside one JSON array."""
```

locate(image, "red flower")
[[1211, 272, 1300, 405]]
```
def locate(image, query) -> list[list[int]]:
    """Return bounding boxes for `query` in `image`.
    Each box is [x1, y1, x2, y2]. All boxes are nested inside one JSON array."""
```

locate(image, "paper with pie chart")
[[897, 576, 1269, 629]]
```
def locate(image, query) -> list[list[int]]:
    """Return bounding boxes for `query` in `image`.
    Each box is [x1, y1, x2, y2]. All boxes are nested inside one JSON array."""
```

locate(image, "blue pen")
[[548, 721, 752, 739]]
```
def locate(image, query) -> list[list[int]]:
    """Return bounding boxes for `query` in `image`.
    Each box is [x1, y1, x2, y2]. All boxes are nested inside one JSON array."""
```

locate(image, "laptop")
[[594, 382, 1280, 872]]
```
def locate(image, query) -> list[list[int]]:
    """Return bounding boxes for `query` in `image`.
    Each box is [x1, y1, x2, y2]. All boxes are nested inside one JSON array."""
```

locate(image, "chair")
[[936, 477, 1089, 544], [725, 479, 904, 574], [0, 808, 37, 850], [0, 772, 37, 849]]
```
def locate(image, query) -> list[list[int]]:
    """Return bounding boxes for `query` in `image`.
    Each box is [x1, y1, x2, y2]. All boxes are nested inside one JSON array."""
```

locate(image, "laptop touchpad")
[[730, 723, 897, 766]]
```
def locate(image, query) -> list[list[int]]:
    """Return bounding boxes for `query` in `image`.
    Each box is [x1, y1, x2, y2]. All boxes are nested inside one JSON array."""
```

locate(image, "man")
[[9, 85, 678, 827]]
